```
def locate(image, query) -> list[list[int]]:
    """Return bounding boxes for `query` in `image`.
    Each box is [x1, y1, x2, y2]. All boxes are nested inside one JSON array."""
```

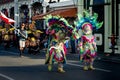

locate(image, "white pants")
[[19, 40, 26, 48]]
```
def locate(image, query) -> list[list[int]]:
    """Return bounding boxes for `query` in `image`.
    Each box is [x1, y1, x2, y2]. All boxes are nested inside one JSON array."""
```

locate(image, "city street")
[[0, 0, 120, 80], [0, 47, 120, 80]]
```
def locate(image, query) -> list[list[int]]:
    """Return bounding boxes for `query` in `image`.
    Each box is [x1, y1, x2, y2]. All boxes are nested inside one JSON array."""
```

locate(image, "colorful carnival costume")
[[0, 24, 15, 49], [74, 11, 103, 70], [26, 21, 43, 55], [27, 37, 40, 55], [44, 15, 73, 73]]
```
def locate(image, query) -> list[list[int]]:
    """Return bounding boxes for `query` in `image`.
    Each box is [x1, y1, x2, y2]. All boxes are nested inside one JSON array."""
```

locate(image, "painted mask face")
[[55, 30, 62, 36], [59, 32, 65, 40], [83, 24, 92, 35], [55, 30, 65, 40]]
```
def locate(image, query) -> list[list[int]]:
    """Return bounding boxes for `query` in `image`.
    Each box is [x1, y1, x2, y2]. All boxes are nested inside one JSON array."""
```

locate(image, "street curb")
[[96, 57, 120, 64], [67, 54, 120, 64]]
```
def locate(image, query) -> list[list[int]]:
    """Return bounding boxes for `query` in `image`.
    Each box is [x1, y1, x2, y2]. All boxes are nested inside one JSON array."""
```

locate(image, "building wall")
[[104, 0, 120, 54], [117, 3, 120, 53], [92, 0, 104, 52], [0, 0, 43, 27], [104, 0, 112, 53]]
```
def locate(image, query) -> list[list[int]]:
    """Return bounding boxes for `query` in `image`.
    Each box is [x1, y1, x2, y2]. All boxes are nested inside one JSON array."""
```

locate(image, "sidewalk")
[[97, 52, 120, 63], [66, 50, 120, 64]]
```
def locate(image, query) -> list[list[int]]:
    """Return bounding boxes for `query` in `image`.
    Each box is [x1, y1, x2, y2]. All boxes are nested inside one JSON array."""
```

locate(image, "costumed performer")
[[44, 15, 73, 73], [74, 11, 103, 70]]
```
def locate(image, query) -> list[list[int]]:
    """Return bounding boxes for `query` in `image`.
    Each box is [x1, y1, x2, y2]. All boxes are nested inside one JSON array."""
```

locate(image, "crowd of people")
[[0, 21, 48, 56]]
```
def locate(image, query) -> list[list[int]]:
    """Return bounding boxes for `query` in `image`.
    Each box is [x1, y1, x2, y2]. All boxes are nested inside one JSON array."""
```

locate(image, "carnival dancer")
[[17, 22, 28, 57], [74, 11, 103, 70], [26, 21, 43, 54], [44, 15, 73, 73], [2, 24, 10, 49], [0, 25, 3, 44], [0, 24, 15, 49], [28, 37, 40, 55]]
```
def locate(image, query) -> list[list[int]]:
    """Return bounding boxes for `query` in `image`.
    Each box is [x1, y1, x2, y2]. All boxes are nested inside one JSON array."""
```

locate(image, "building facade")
[[104, 0, 120, 54], [91, 0, 120, 54], [0, 0, 44, 27]]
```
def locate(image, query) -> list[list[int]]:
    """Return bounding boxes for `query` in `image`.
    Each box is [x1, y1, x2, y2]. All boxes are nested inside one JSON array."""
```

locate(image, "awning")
[[32, 7, 77, 20]]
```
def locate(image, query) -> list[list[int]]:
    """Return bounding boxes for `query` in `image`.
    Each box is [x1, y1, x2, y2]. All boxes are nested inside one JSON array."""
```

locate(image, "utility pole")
[[77, 0, 84, 14], [84, 0, 90, 10], [29, 0, 32, 23], [14, 0, 19, 27], [42, 1, 49, 29]]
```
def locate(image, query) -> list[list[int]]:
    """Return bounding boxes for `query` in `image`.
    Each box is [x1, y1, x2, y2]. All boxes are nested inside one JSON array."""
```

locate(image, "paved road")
[[0, 49, 120, 80]]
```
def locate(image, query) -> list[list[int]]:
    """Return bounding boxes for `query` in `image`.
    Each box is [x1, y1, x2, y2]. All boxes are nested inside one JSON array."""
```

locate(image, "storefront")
[[32, 7, 77, 20], [32, 0, 78, 29]]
